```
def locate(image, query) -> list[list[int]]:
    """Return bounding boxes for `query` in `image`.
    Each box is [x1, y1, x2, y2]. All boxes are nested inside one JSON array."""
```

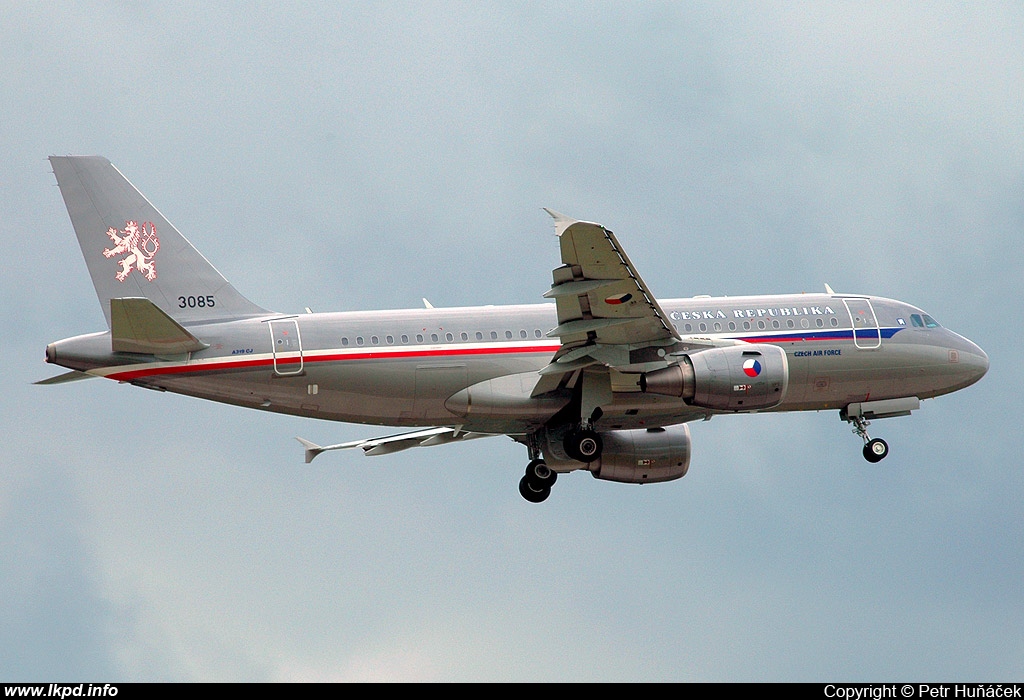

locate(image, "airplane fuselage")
[[47, 292, 988, 435]]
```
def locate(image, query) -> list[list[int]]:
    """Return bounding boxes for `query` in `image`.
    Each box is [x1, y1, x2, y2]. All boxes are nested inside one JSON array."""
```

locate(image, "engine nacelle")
[[543, 425, 691, 484], [640, 344, 789, 411]]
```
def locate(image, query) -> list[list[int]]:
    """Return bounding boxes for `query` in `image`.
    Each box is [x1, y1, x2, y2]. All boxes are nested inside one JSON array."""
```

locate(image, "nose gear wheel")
[[847, 415, 889, 463]]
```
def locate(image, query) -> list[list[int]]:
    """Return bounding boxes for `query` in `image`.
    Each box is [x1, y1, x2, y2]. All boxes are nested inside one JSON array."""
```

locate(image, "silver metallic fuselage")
[[47, 292, 989, 435]]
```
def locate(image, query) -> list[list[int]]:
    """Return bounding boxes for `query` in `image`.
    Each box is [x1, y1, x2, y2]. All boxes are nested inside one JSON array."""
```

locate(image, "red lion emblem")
[[102, 220, 160, 282]]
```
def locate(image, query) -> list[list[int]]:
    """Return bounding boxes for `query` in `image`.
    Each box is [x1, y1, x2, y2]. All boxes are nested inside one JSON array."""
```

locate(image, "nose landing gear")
[[848, 414, 889, 463]]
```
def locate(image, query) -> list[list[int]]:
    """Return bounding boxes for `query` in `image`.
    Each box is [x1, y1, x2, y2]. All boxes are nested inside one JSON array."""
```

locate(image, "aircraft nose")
[[958, 339, 989, 387], [970, 343, 989, 381]]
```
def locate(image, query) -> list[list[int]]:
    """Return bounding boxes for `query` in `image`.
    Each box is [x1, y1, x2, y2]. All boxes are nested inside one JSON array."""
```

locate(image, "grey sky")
[[2, 2, 1021, 681]]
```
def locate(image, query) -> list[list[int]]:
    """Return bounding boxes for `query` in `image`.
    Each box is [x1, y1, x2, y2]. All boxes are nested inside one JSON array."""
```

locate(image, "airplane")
[[40, 155, 989, 503]]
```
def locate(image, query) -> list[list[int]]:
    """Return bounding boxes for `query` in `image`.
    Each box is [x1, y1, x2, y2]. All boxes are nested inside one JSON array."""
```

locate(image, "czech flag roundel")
[[604, 293, 632, 305], [742, 358, 762, 377]]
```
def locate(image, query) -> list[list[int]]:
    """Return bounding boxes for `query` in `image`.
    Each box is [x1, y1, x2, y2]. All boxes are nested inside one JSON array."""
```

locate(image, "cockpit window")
[[911, 313, 941, 329]]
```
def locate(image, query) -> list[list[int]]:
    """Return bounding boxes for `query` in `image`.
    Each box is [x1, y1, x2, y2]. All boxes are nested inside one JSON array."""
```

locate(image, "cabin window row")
[[339, 329, 546, 347], [676, 317, 841, 333]]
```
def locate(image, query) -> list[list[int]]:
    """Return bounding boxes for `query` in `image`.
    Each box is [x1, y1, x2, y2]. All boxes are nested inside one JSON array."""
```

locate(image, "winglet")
[[295, 437, 324, 464], [295, 436, 368, 462], [543, 208, 577, 237]]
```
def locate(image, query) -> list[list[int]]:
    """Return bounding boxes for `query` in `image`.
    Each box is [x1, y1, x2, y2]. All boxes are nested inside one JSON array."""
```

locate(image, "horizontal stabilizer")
[[110, 297, 209, 355], [34, 370, 95, 385], [296, 427, 495, 463]]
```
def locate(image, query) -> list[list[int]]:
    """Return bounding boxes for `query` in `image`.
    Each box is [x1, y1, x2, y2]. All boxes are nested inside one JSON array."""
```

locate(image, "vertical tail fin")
[[49, 155, 269, 327]]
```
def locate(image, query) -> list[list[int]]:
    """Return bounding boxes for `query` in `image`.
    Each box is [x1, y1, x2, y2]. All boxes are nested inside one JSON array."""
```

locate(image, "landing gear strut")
[[847, 415, 889, 463]]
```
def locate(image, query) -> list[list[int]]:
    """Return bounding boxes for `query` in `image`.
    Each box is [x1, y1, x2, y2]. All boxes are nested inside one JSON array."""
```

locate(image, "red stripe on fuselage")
[[104, 343, 563, 382]]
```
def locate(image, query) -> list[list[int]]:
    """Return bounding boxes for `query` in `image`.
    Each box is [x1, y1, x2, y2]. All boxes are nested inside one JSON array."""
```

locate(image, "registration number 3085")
[[178, 295, 216, 308]]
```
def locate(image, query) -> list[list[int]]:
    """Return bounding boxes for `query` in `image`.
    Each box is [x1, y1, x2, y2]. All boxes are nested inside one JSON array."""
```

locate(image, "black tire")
[[519, 475, 550, 503], [525, 459, 557, 489], [863, 438, 889, 463], [564, 428, 603, 463]]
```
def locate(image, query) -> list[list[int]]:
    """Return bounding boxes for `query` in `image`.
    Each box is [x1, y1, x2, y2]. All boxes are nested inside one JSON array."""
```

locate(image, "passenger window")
[[699, 322, 707, 332], [800, 319, 809, 329], [491, 331, 498, 340], [505, 330, 513, 339], [371, 335, 379, 345], [356, 336, 364, 346], [446, 332, 454, 342], [431, 333, 438, 342], [772, 320, 780, 329], [729, 322, 736, 331], [416, 334, 424, 343], [787, 319, 795, 329], [743, 321, 750, 331], [476, 331, 483, 340], [830, 318, 838, 327], [386, 335, 394, 344], [714, 322, 722, 332], [520, 330, 528, 339], [685, 323, 693, 332], [401, 334, 409, 344], [342, 337, 349, 346], [461, 332, 468, 341], [535, 329, 542, 338], [815, 319, 824, 328], [757, 320, 765, 330]]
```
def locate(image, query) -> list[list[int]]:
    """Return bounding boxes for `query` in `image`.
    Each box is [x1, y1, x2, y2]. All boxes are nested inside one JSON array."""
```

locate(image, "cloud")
[[0, 464, 119, 680]]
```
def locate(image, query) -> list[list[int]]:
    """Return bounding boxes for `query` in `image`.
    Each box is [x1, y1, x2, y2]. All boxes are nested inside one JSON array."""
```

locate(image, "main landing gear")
[[518, 425, 605, 503], [847, 414, 889, 463], [519, 459, 557, 503]]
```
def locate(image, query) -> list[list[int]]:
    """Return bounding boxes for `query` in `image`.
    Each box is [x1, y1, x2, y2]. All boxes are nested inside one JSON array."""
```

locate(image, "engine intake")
[[641, 344, 789, 411]]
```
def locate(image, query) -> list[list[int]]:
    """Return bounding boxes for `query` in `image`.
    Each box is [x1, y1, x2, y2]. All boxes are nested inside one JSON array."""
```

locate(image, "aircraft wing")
[[533, 210, 681, 394], [296, 427, 496, 463]]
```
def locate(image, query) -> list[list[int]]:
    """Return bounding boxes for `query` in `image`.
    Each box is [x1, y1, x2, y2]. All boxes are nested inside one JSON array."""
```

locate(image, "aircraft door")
[[843, 298, 881, 349], [268, 318, 304, 375]]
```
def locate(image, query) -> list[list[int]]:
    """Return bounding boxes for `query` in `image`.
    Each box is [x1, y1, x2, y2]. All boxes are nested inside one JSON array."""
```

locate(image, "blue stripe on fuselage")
[[730, 327, 903, 344]]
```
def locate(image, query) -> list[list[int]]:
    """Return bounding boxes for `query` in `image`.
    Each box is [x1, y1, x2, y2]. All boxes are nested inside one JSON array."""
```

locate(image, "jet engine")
[[543, 425, 691, 484], [640, 344, 789, 411]]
